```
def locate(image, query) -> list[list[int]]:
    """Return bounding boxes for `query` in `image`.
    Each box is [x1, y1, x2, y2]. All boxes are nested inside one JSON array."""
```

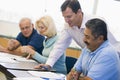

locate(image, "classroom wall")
[[0, 20, 20, 37]]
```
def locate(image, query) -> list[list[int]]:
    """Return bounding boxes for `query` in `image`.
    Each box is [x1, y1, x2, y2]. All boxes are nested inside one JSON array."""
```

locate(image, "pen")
[[11, 58, 17, 60], [11, 58, 20, 62], [13, 58, 17, 60]]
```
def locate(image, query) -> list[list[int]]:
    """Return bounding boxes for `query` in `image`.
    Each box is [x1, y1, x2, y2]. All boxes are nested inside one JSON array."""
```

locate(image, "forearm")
[[0, 47, 9, 53], [32, 52, 47, 63], [8, 46, 24, 56]]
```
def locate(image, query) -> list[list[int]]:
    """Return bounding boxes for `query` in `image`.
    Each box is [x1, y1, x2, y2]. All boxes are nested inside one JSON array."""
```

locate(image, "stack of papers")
[[28, 71, 66, 80]]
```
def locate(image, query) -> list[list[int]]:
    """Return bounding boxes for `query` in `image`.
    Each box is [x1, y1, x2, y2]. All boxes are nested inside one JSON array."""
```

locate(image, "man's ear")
[[98, 35, 104, 42], [32, 23, 34, 28], [77, 9, 82, 13]]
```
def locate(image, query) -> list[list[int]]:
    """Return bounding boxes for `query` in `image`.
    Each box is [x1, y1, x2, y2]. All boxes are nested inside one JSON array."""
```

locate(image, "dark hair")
[[61, 0, 82, 14], [85, 18, 108, 40]]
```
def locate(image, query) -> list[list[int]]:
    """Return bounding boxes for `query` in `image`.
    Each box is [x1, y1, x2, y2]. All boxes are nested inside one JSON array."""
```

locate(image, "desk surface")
[[8, 69, 32, 77], [0, 52, 65, 80], [0, 52, 39, 79], [0, 62, 40, 71]]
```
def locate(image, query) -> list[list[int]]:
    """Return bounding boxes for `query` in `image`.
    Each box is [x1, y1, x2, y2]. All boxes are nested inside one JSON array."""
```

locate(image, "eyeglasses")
[[20, 26, 31, 31]]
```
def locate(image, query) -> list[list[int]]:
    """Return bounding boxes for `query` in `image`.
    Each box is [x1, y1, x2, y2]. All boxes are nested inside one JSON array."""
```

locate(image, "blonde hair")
[[36, 15, 57, 37]]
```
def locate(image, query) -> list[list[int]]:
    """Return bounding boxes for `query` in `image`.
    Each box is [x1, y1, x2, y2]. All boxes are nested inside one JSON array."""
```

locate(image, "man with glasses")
[[0, 17, 45, 56]]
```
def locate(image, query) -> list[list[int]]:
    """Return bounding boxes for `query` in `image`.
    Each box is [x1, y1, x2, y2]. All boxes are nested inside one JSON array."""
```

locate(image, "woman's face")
[[36, 23, 47, 36]]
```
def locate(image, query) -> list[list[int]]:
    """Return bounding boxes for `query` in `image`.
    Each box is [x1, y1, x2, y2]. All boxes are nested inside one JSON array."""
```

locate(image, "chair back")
[[66, 56, 77, 74]]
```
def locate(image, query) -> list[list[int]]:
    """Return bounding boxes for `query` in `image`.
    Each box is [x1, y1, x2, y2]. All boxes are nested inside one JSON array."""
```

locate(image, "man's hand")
[[67, 69, 76, 80], [34, 64, 51, 71], [67, 69, 81, 80], [7, 39, 20, 51]]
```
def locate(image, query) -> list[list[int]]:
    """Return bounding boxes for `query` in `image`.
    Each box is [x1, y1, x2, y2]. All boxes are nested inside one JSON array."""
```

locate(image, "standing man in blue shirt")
[[0, 17, 45, 56], [67, 18, 120, 80]]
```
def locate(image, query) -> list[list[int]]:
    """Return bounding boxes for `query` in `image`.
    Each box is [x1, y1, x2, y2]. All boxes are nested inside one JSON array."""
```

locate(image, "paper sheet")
[[13, 77, 44, 80], [0, 52, 36, 63], [0, 56, 18, 63], [28, 71, 66, 80]]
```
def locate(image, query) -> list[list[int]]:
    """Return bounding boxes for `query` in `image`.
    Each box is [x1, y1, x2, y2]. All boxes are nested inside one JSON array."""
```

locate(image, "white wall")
[[0, 20, 20, 37], [0, 0, 120, 48], [96, 0, 120, 41]]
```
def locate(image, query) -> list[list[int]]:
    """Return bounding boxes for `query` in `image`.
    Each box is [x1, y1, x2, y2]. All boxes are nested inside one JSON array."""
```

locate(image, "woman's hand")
[[21, 46, 35, 58]]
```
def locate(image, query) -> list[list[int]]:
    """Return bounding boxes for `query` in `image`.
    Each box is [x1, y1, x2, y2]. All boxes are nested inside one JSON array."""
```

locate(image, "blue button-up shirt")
[[74, 40, 120, 80]]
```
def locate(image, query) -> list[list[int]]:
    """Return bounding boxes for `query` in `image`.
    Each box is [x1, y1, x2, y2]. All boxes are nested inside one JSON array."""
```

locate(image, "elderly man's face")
[[19, 20, 33, 38], [83, 27, 102, 51]]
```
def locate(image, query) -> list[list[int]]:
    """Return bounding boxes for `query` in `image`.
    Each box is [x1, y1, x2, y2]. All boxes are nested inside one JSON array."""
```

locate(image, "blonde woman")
[[21, 16, 67, 74]]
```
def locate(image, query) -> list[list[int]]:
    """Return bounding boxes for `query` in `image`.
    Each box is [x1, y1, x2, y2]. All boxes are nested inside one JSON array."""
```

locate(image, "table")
[[0, 52, 39, 79], [0, 52, 66, 80]]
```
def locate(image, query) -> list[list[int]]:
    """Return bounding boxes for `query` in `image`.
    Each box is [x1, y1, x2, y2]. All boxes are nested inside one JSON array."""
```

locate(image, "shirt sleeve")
[[46, 29, 72, 67], [32, 52, 47, 64]]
